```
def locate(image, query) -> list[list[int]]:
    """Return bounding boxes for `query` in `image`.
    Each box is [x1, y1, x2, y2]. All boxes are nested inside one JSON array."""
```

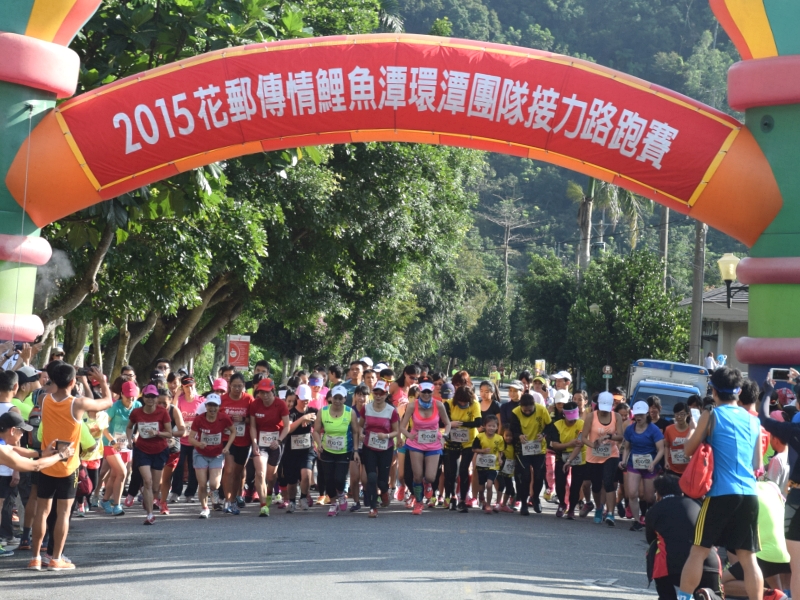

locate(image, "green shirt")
[[12, 396, 33, 421], [756, 481, 791, 564]]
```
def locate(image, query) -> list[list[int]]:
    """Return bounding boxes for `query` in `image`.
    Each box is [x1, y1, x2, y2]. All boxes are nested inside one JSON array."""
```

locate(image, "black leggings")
[[444, 446, 473, 502], [127, 458, 142, 498], [497, 474, 515, 497], [362, 447, 393, 509], [517, 454, 546, 505], [318, 451, 351, 499], [588, 458, 620, 494], [555, 463, 588, 511], [171, 444, 198, 498]]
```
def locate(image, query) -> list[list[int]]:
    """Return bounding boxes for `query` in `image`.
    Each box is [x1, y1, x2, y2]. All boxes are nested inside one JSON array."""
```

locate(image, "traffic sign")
[[602, 374, 613, 379], [602, 365, 613, 374]]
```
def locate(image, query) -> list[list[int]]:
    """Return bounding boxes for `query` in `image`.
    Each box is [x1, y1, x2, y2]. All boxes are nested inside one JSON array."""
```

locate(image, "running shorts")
[[694, 494, 760, 552]]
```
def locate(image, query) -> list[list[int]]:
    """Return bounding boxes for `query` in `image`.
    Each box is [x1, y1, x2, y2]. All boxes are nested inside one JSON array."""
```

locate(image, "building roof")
[[679, 285, 748, 322]]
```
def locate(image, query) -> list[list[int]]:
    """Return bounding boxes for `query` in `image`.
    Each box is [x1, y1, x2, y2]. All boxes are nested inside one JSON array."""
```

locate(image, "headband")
[[710, 382, 741, 395]]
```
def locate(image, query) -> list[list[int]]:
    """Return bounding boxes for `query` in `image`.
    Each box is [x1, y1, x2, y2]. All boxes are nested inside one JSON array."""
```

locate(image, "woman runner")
[[554, 401, 588, 520], [157, 388, 185, 515], [580, 391, 624, 524], [284, 387, 316, 512], [621, 401, 665, 531], [444, 385, 481, 512], [663, 402, 694, 477], [169, 375, 204, 503], [248, 378, 290, 517], [188, 394, 234, 518], [100, 381, 141, 515], [219, 373, 254, 514], [360, 380, 400, 517]]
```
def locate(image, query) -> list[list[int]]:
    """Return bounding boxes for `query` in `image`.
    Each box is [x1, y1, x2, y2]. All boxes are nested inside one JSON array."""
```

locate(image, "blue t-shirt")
[[708, 404, 759, 497], [103, 399, 142, 446], [624, 422, 664, 458]]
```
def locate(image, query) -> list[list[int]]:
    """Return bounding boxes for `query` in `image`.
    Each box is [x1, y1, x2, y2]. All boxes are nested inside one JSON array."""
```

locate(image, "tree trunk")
[[211, 336, 227, 379], [689, 220, 707, 365], [110, 316, 130, 382], [170, 299, 244, 369], [659, 206, 670, 291], [577, 179, 595, 278], [290, 354, 303, 375], [63, 318, 88, 365], [281, 356, 290, 385], [503, 224, 510, 297], [92, 317, 103, 372]]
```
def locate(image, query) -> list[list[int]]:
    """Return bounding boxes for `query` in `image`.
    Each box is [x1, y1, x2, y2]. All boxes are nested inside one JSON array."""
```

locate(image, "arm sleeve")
[[543, 423, 560, 445], [462, 416, 482, 428], [510, 413, 522, 442], [759, 417, 800, 452], [472, 438, 482, 450]]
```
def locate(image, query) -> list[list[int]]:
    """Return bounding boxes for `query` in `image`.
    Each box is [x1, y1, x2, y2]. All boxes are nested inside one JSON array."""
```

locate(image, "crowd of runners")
[[1, 344, 800, 600]]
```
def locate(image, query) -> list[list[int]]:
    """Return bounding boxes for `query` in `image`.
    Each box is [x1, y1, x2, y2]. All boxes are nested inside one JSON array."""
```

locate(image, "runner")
[[552, 401, 588, 520], [219, 373, 254, 514], [360, 380, 400, 517], [444, 385, 482, 512], [509, 392, 551, 515], [499, 380, 523, 432], [157, 388, 185, 515], [126, 384, 173, 525], [471, 415, 503, 514], [75, 401, 108, 517], [101, 380, 140, 515], [478, 380, 501, 431], [400, 381, 450, 515], [283, 387, 316, 513], [348, 384, 370, 511], [663, 402, 694, 477], [169, 375, 204, 503], [581, 391, 624, 524], [312, 386, 360, 516], [496, 427, 516, 513], [188, 394, 234, 518], [248, 378, 290, 517], [621, 401, 665, 531]]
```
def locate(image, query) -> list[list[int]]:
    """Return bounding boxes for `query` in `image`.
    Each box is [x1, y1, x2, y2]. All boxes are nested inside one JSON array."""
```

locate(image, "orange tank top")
[[41, 394, 81, 478], [586, 411, 619, 463]]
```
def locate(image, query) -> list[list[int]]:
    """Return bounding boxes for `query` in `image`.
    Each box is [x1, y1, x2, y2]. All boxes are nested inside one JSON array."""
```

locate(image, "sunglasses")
[[420, 390, 433, 395]]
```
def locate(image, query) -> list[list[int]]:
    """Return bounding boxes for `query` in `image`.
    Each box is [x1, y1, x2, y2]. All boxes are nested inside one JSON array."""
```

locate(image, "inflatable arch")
[[0, 0, 799, 377]]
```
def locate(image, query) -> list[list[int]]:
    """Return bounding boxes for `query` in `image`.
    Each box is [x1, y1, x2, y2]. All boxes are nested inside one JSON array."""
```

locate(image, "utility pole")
[[689, 220, 707, 365], [577, 179, 595, 277], [659, 206, 669, 291]]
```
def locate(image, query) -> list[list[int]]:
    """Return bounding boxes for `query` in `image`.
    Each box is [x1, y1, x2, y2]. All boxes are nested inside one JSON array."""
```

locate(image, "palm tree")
[[377, 0, 404, 33]]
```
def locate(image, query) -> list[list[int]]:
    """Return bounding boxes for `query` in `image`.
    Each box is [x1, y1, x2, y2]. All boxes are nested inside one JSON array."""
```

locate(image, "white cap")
[[331, 385, 348, 398], [420, 381, 434, 392], [374, 363, 389, 372], [553, 390, 570, 404], [550, 370, 572, 381], [509, 380, 524, 390], [278, 389, 287, 400], [597, 391, 614, 411], [205, 393, 222, 405], [373, 380, 389, 393], [632, 401, 650, 416], [297, 384, 312, 401], [359, 357, 373, 368], [531, 391, 546, 406]]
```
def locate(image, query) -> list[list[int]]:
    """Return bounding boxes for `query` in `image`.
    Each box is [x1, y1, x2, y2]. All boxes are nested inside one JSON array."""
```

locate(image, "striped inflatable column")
[[0, 1, 101, 340]]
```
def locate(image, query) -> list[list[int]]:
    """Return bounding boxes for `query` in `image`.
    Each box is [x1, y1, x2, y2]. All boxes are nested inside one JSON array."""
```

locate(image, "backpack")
[[679, 411, 715, 498]]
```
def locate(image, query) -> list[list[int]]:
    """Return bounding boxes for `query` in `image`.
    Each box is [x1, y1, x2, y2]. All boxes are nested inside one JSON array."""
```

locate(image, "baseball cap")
[[309, 376, 323, 387], [150, 370, 166, 383], [551, 370, 572, 381], [509, 380, 524, 391], [331, 385, 348, 398], [359, 357, 373, 368], [255, 378, 275, 393], [374, 363, 389, 372], [532, 376, 547, 385], [632, 401, 649, 416], [0, 411, 32, 431], [17, 365, 42, 384], [212, 378, 228, 392], [553, 390, 570, 404], [440, 383, 455, 399], [597, 391, 614, 411], [420, 381, 434, 392], [122, 381, 139, 398], [204, 393, 222, 405], [373, 380, 389, 393], [296, 384, 312, 401], [142, 384, 159, 397], [181, 375, 195, 386]]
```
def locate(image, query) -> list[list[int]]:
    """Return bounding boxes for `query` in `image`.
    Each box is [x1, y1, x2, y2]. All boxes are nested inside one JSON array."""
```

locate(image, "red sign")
[[226, 335, 250, 369]]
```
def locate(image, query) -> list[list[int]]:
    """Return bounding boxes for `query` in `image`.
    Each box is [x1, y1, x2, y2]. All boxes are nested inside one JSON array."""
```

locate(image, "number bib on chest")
[[476, 453, 496, 469], [139, 422, 159, 439], [324, 435, 345, 452], [234, 422, 247, 437], [259, 431, 279, 447], [114, 433, 128, 449], [201, 432, 221, 446], [501, 460, 515, 475], [670, 449, 689, 465], [368, 432, 389, 450], [417, 429, 438, 444], [521, 440, 542, 456], [592, 443, 612, 458], [632, 453, 653, 470], [450, 428, 469, 443], [291, 434, 311, 450]]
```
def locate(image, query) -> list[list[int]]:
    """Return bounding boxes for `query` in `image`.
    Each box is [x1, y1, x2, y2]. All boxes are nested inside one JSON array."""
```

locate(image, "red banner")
[[226, 335, 250, 369]]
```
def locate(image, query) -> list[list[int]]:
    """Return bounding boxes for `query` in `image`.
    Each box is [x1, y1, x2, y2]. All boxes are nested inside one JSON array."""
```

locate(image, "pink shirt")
[[405, 401, 442, 452], [309, 391, 328, 411], [177, 393, 205, 446], [362, 402, 398, 451]]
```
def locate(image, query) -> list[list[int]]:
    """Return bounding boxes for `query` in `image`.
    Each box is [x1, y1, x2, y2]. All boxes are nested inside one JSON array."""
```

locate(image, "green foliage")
[[470, 295, 512, 364]]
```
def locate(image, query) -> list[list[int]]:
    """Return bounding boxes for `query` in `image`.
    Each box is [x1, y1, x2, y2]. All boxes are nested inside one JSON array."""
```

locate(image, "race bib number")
[[259, 431, 279, 447], [291, 434, 311, 450], [632, 453, 653, 470], [592, 443, 612, 458], [417, 429, 438, 444], [521, 440, 542, 456], [234, 422, 246, 437], [450, 428, 469, 443], [114, 433, 128, 449], [368, 432, 389, 450], [670, 449, 689, 465], [139, 422, 159, 439], [201, 432, 221, 446], [476, 453, 496, 469], [501, 460, 515, 475], [324, 435, 345, 452], [562, 452, 581, 466]]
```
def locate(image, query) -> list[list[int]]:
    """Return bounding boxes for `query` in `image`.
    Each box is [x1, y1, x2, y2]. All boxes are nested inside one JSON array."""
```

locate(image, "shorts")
[[397, 445, 407, 455], [133, 446, 169, 470], [625, 463, 662, 480], [477, 470, 498, 486], [37, 470, 79, 500], [192, 450, 224, 470], [228, 444, 252, 466], [283, 450, 315, 483], [165, 452, 180, 470], [695, 494, 760, 552], [0, 475, 12, 501], [727, 557, 792, 580], [257, 445, 283, 467], [785, 488, 800, 542], [588, 458, 620, 494], [406, 446, 442, 457], [103, 445, 131, 463]]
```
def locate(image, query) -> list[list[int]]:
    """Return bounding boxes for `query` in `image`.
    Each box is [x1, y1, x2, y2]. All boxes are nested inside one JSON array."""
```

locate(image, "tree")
[[470, 295, 512, 371]]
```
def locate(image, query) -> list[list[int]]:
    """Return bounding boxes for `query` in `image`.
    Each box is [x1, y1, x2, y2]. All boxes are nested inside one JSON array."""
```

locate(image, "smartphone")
[[54, 440, 71, 460], [76, 367, 91, 377], [769, 368, 791, 382]]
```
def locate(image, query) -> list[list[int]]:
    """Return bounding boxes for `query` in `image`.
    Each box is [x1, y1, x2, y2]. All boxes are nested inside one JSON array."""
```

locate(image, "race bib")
[[201, 432, 221, 446], [632, 453, 653, 470], [291, 434, 311, 450], [234, 422, 247, 437], [139, 422, 159, 439], [521, 440, 542, 456], [324, 435, 345, 452], [501, 460, 515, 475], [450, 428, 469, 443], [368, 432, 389, 450], [259, 431, 279, 447], [562, 452, 581, 466], [592, 443, 612, 458], [670, 449, 689, 465], [476, 453, 496, 469], [114, 433, 128, 449], [417, 429, 438, 444]]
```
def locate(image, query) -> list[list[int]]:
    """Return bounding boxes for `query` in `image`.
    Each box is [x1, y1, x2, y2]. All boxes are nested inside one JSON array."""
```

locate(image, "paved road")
[[2, 495, 655, 600]]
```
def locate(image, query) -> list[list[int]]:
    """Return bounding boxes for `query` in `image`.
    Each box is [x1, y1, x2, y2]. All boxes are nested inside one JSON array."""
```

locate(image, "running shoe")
[[224, 505, 240, 516], [338, 495, 348, 511], [199, 508, 210, 519], [123, 495, 135, 508], [300, 497, 309, 511], [369, 509, 378, 518], [259, 504, 270, 517], [18, 537, 31, 551], [90, 497, 100, 509], [519, 504, 530, 516], [442, 498, 451, 510], [605, 513, 616, 527], [317, 495, 330, 506], [395, 485, 406, 501], [594, 508, 603, 524], [349, 502, 361, 512], [465, 497, 475, 508], [547, 493, 560, 505], [532, 500, 542, 514], [236, 496, 246, 509], [211, 489, 221, 508], [412, 502, 424, 515], [617, 501, 626, 518], [762, 590, 788, 600], [579, 501, 594, 518], [0, 546, 13, 558], [405, 496, 415, 509], [167, 492, 179, 503], [457, 502, 468, 513], [43, 553, 72, 567], [182, 495, 192, 503], [274, 492, 283, 505], [380, 491, 390, 508], [630, 521, 644, 532], [483, 504, 493, 514], [566, 508, 575, 520], [625, 506, 633, 519], [327, 504, 338, 517], [143, 515, 156, 525], [424, 483, 433, 500], [27, 557, 41, 570], [286, 501, 296, 514], [275, 500, 288, 509], [48, 558, 76, 571], [492, 503, 500, 513], [102, 500, 113, 514], [555, 504, 565, 518], [111, 504, 125, 516], [543, 489, 552, 502], [160, 501, 170, 515], [76, 503, 86, 517]]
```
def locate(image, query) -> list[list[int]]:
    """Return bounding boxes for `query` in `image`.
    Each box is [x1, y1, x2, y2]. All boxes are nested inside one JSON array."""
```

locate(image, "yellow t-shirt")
[[473, 432, 505, 470], [554, 419, 586, 465], [446, 399, 481, 448], [511, 404, 551, 455]]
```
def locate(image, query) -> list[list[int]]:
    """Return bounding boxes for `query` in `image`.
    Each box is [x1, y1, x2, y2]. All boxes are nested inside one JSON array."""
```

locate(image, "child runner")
[[471, 415, 503, 514]]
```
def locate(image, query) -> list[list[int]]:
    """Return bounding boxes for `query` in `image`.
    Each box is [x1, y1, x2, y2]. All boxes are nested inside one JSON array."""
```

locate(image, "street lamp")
[[717, 253, 747, 309]]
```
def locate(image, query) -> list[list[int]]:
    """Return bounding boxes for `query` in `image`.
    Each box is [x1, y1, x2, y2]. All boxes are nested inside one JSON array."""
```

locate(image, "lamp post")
[[717, 253, 747, 309]]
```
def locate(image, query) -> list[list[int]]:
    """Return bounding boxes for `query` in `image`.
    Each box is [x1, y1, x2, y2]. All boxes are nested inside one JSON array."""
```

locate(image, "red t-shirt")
[[191, 413, 233, 457], [130, 406, 171, 455], [663, 423, 692, 474], [249, 398, 289, 446], [220, 393, 254, 446]]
